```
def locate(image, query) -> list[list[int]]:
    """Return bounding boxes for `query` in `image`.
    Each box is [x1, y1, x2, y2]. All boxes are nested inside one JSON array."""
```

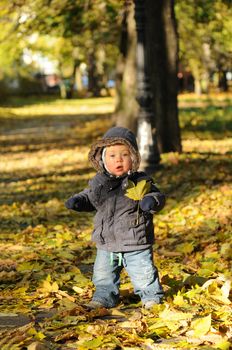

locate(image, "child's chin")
[[113, 170, 125, 176], [115, 171, 126, 176]]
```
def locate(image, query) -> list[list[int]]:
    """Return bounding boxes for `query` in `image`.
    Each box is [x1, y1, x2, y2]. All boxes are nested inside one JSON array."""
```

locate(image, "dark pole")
[[134, 0, 160, 172]]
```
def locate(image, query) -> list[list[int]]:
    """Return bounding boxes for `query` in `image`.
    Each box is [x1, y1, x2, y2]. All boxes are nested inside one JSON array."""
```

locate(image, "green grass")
[[1, 95, 114, 108], [179, 105, 232, 139]]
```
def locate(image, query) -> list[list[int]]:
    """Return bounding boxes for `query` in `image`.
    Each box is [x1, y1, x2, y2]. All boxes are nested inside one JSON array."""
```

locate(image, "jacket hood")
[[88, 127, 141, 172]]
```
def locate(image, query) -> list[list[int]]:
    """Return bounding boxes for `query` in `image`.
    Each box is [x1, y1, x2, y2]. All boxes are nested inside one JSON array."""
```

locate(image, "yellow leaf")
[[46, 274, 52, 282], [17, 262, 34, 272], [13, 287, 28, 295], [120, 320, 140, 328], [58, 251, 74, 260], [214, 340, 231, 350], [74, 273, 90, 287], [27, 327, 37, 336], [173, 293, 188, 307], [54, 224, 64, 231], [201, 262, 216, 272], [42, 280, 52, 292], [110, 309, 126, 317], [125, 180, 151, 201], [191, 314, 211, 337], [221, 280, 231, 299], [220, 243, 232, 258], [198, 268, 215, 277], [80, 336, 104, 348], [176, 242, 194, 255], [35, 331, 46, 340], [201, 279, 231, 304], [57, 290, 76, 302], [159, 307, 192, 321], [157, 221, 167, 228], [63, 231, 73, 240], [42, 280, 59, 293], [211, 294, 231, 305], [73, 286, 84, 294], [51, 282, 59, 292]]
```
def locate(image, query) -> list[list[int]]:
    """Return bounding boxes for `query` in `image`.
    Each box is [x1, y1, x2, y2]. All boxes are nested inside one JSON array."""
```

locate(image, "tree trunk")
[[115, 0, 182, 152], [87, 49, 101, 97], [146, 0, 182, 153], [218, 70, 228, 92], [87, 46, 107, 97], [114, 1, 138, 132], [75, 64, 84, 94], [194, 78, 202, 95]]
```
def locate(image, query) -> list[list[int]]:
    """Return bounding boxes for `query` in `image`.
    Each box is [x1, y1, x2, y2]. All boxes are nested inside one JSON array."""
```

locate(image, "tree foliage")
[[0, 0, 231, 96], [0, 0, 122, 95], [175, 0, 232, 93]]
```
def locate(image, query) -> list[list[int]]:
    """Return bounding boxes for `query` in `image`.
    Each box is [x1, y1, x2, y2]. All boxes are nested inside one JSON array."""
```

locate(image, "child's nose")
[[116, 155, 123, 161]]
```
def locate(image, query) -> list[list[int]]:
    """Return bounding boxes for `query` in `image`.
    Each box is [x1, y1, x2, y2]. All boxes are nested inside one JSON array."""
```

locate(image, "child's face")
[[105, 144, 132, 176]]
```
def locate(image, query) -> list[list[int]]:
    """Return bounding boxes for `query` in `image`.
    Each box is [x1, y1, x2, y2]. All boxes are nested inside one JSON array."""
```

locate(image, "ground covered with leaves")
[[0, 95, 231, 349]]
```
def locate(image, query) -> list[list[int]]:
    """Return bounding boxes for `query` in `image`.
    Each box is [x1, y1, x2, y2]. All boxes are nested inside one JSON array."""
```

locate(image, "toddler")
[[65, 126, 165, 309]]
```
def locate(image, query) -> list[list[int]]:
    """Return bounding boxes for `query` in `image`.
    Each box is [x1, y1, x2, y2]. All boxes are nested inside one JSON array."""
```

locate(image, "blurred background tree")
[[176, 0, 232, 95], [0, 0, 122, 97], [0, 0, 231, 156], [146, 0, 181, 153], [113, 0, 181, 153], [1, 0, 231, 99]]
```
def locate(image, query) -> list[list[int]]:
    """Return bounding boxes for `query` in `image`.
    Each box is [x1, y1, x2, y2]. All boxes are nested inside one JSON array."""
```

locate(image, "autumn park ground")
[[0, 94, 231, 350]]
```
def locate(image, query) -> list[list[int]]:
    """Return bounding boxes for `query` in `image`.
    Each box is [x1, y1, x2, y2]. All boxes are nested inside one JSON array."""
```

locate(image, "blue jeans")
[[92, 247, 164, 307]]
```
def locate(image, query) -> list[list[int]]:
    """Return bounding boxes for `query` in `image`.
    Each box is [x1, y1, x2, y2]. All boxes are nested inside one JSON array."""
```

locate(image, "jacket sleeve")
[[148, 183, 166, 212], [65, 188, 96, 212]]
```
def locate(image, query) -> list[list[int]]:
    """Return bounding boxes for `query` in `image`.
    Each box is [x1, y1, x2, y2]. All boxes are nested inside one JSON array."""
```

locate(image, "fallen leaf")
[[190, 314, 211, 337]]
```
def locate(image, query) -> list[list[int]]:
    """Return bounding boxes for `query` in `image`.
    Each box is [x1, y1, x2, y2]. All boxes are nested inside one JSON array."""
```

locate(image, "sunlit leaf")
[[159, 306, 192, 321], [73, 286, 85, 295], [79, 335, 104, 348], [125, 180, 151, 201], [58, 251, 75, 260], [191, 314, 211, 337], [54, 225, 64, 231], [57, 290, 76, 302], [35, 332, 46, 340], [173, 292, 189, 307], [40, 279, 59, 293], [220, 243, 232, 258], [214, 340, 232, 350], [27, 327, 38, 336], [176, 242, 195, 255], [221, 280, 231, 299]]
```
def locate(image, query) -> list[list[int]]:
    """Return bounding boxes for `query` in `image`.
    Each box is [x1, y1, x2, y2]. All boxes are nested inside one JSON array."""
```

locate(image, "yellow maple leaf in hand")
[[125, 180, 151, 201]]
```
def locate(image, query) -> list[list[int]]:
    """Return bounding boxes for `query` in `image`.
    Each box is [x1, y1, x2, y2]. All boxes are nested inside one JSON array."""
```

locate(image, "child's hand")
[[139, 195, 159, 212], [65, 191, 95, 212], [65, 197, 81, 210], [65, 197, 75, 209]]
